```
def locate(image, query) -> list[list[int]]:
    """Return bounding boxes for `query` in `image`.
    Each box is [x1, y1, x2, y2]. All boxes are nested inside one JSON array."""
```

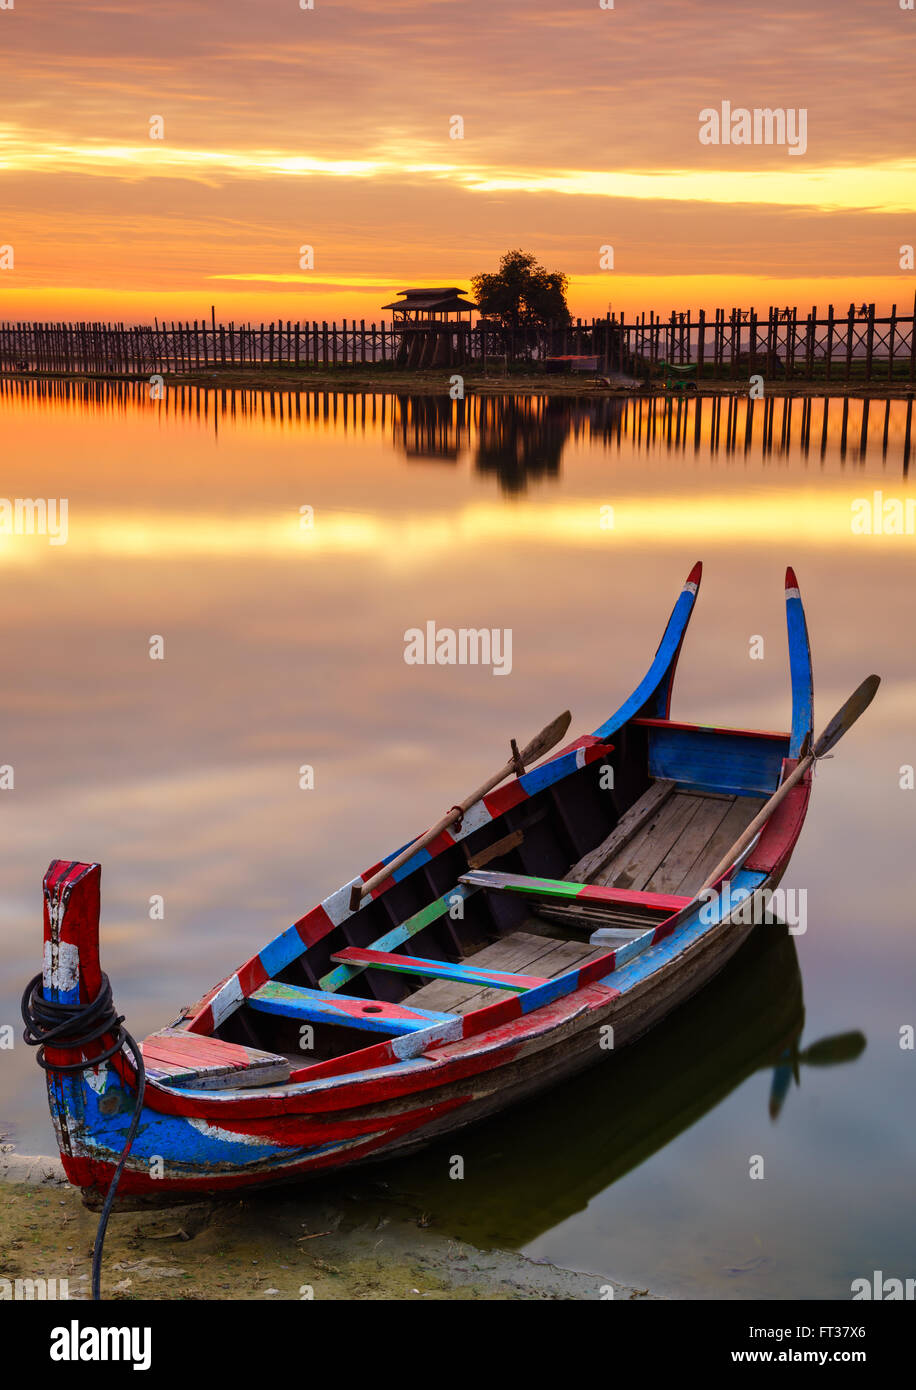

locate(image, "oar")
[[348, 710, 573, 912], [768, 1030, 866, 1119], [699, 674, 881, 893]]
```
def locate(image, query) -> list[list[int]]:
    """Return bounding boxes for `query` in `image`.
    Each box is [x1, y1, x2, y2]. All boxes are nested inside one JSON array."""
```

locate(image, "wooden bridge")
[[1, 300, 915, 383]]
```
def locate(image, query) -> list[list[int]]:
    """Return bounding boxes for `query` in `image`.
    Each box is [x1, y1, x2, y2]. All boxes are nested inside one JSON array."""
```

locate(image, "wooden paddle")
[[699, 674, 881, 892], [348, 710, 573, 912]]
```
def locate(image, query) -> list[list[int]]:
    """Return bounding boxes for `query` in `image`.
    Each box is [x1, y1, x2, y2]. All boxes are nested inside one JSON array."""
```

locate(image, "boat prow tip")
[[686, 561, 702, 586], [785, 565, 799, 589]]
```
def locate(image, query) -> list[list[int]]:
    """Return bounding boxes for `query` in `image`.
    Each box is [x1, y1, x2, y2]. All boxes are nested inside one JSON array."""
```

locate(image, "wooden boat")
[[30, 562, 820, 1202]]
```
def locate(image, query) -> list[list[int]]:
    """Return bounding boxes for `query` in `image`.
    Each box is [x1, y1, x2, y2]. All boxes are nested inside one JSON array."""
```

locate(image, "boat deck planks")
[[564, 779, 676, 884], [675, 795, 766, 893], [591, 790, 767, 899], [404, 929, 609, 1016], [597, 792, 703, 890], [644, 794, 737, 894]]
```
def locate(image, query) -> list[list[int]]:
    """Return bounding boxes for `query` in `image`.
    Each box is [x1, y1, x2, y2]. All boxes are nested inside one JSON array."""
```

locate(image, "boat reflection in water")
[[371, 924, 865, 1253]]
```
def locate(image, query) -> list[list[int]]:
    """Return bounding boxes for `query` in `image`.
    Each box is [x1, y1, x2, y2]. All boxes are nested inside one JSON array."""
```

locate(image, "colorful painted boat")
[[29, 562, 817, 1202]]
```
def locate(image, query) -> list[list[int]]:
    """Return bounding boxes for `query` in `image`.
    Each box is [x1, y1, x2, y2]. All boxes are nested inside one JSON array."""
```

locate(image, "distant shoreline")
[[2, 367, 914, 399]]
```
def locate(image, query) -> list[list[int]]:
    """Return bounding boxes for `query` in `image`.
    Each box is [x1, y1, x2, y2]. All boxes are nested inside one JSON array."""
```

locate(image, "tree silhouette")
[[471, 249, 570, 330]]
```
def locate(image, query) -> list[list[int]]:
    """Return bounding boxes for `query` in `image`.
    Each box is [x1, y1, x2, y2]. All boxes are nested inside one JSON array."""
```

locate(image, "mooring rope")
[[21, 972, 146, 1302]]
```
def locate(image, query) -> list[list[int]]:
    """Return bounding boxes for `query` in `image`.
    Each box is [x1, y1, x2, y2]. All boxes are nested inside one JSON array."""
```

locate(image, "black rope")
[[21, 972, 146, 1302]]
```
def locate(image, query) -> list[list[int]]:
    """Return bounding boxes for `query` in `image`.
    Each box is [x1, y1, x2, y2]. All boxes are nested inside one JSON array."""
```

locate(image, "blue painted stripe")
[[786, 592, 814, 758], [247, 982, 454, 1035], [646, 726, 787, 796], [593, 581, 699, 739], [259, 923, 308, 980]]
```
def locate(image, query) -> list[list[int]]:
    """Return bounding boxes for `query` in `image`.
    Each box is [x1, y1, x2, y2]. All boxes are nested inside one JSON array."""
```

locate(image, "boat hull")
[[56, 908, 766, 1203]]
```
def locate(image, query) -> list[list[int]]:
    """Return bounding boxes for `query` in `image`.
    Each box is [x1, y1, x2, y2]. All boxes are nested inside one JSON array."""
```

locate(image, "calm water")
[[2, 381, 914, 1299]]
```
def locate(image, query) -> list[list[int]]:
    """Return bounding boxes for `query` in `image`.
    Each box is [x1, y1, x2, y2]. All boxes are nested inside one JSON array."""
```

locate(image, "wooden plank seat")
[[141, 1027, 291, 1091], [247, 981, 456, 1035], [460, 869, 691, 915], [328, 946, 547, 992]]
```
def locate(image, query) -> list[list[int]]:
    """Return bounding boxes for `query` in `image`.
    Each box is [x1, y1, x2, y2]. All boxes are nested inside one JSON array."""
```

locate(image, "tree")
[[471, 249, 570, 331]]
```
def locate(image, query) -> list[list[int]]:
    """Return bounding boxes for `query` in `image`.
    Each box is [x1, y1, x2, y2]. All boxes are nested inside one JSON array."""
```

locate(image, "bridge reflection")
[[1, 377, 911, 488]]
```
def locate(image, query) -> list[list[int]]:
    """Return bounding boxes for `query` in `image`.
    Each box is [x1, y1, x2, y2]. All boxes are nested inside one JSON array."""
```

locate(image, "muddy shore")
[[0, 1150, 655, 1302]]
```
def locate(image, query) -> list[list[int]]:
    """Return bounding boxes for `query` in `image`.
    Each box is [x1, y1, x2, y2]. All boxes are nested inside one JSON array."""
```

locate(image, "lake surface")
[[2, 380, 914, 1298]]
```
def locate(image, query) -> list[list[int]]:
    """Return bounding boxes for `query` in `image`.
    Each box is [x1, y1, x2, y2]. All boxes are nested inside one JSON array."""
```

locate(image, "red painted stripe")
[[294, 904, 334, 947], [460, 992, 523, 1037], [483, 779, 528, 816], [583, 742, 614, 764], [289, 1037, 400, 1083], [140, 1034, 268, 1069], [186, 1005, 214, 1036], [552, 734, 600, 758], [424, 828, 456, 856], [745, 762, 811, 872], [572, 883, 690, 912], [237, 954, 269, 997]]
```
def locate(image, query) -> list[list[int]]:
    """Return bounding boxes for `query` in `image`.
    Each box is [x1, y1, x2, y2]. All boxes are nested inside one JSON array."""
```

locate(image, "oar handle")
[[348, 710, 572, 912]]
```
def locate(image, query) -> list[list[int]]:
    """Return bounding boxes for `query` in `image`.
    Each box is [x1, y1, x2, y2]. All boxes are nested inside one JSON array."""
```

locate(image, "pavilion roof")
[[382, 287, 477, 312]]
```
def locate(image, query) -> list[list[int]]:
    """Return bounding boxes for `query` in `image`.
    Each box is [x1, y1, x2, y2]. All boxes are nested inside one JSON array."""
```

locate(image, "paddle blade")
[[519, 710, 572, 767], [813, 675, 881, 758], [798, 1030, 867, 1067]]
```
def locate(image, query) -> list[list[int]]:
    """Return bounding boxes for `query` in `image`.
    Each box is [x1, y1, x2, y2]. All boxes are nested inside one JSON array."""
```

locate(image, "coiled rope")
[[21, 972, 146, 1302]]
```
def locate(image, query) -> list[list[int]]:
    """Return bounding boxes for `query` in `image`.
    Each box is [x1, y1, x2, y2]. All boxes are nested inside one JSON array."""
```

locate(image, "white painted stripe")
[[322, 880, 363, 926], [786, 586, 801, 600], [42, 938, 80, 993], [209, 974, 244, 1028], [83, 1062, 110, 1095], [186, 1116, 278, 1148], [575, 747, 588, 770], [391, 1018, 463, 1059], [449, 799, 493, 839], [684, 581, 699, 595]]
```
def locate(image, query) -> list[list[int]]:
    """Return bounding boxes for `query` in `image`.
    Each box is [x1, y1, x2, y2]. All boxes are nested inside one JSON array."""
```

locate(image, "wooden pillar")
[[864, 304, 875, 382]]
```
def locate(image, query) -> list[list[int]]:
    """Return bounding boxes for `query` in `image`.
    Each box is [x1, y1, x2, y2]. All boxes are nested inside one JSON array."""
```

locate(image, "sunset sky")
[[1, 0, 915, 322]]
